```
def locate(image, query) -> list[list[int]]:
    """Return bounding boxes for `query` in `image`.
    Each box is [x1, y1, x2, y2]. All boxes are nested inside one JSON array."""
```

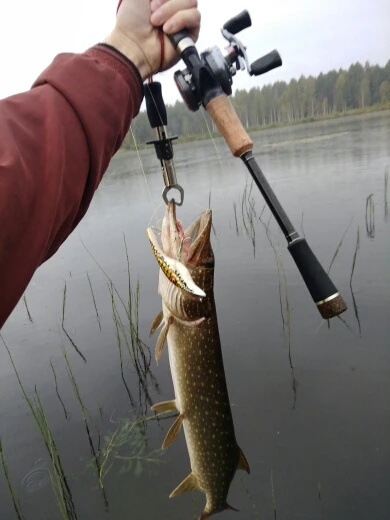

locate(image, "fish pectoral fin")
[[169, 472, 198, 498], [162, 413, 184, 449], [149, 310, 164, 336], [155, 317, 173, 364], [173, 315, 206, 328], [151, 400, 178, 413], [237, 447, 250, 474]]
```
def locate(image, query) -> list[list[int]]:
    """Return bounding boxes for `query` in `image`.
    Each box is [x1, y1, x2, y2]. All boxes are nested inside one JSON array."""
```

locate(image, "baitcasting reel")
[[173, 10, 282, 112]]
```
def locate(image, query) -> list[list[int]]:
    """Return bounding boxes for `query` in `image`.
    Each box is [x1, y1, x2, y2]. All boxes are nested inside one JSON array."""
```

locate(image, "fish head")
[[161, 200, 213, 270], [147, 201, 215, 317]]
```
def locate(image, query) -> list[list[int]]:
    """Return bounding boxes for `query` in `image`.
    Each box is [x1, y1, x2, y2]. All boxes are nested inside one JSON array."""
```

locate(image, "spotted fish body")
[[148, 202, 249, 519]]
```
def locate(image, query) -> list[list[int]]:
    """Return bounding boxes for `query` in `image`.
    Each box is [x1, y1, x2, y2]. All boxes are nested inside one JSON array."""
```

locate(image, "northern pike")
[[147, 201, 250, 520]]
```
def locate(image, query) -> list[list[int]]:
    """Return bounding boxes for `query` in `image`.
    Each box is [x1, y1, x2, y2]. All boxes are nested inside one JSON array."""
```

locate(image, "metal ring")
[[163, 185, 184, 206], [316, 292, 340, 306]]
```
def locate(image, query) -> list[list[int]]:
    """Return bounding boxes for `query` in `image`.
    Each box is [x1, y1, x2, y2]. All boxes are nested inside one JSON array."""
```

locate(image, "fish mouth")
[[161, 201, 213, 267], [146, 201, 213, 298]]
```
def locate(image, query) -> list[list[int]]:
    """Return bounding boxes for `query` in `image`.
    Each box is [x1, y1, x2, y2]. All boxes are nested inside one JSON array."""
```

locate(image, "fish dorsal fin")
[[155, 317, 173, 364], [149, 311, 164, 336], [237, 447, 250, 474], [169, 472, 198, 498], [151, 400, 178, 413], [162, 413, 184, 449]]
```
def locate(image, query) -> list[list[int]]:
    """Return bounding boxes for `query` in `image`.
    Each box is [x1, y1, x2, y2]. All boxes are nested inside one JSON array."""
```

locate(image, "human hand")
[[105, 0, 201, 80]]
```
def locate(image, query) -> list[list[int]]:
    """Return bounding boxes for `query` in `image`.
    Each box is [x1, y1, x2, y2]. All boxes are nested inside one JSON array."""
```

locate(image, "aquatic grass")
[[81, 236, 160, 419], [349, 227, 362, 337], [384, 167, 388, 221], [258, 212, 297, 407], [109, 281, 136, 408], [325, 219, 362, 337], [258, 212, 290, 357], [88, 238, 161, 431], [93, 414, 166, 488], [60, 343, 107, 507], [61, 282, 87, 363], [240, 180, 257, 256], [233, 201, 239, 235], [270, 469, 277, 520], [241, 183, 250, 237], [86, 272, 101, 331], [350, 226, 360, 286], [81, 236, 152, 373], [1, 335, 77, 520], [50, 361, 70, 421], [109, 285, 157, 433], [192, 491, 198, 520], [80, 237, 129, 314], [23, 294, 33, 324], [327, 217, 354, 274], [240, 476, 261, 520], [365, 193, 375, 238], [300, 210, 305, 238], [0, 437, 25, 520], [279, 257, 292, 369], [33, 388, 78, 520]]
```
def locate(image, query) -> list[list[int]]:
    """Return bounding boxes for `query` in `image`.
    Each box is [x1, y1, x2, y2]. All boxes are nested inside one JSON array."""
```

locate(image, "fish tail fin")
[[198, 503, 239, 519]]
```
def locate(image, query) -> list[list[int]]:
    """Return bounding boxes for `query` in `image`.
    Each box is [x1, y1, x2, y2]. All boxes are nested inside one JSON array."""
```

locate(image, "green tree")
[[334, 71, 347, 112], [380, 80, 390, 103]]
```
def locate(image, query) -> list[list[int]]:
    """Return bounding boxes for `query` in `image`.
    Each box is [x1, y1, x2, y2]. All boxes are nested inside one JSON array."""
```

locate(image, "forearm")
[[0, 44, 143, 328]]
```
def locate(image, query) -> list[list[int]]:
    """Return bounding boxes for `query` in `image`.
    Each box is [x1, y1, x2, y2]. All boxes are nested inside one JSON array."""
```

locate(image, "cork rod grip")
[[206, 94, 253, 157]]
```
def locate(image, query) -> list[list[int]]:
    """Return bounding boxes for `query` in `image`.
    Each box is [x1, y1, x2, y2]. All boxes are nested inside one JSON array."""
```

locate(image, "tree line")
[[122, 59, 390, 148]]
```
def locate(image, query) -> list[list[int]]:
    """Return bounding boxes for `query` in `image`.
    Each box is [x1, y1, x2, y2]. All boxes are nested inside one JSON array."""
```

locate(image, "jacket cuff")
[[86, 43, 144, 112]]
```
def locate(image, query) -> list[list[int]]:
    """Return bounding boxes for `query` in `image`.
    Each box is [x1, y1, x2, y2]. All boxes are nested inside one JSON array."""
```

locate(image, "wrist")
[[104, 30, 151, 81]]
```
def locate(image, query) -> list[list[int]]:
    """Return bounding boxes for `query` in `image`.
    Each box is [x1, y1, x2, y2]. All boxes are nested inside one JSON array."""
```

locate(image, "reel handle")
[[250, 50, 283, 76], [223, 10, 252, 34]]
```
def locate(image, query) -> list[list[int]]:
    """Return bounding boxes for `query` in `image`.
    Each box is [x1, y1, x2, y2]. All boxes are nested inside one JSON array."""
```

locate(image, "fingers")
[[150, 0, 199, 28], [163, 8, 201, 38]]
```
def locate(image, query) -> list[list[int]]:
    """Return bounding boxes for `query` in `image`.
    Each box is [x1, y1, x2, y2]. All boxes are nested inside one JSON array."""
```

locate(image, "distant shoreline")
[[120, 105, 390, 152]]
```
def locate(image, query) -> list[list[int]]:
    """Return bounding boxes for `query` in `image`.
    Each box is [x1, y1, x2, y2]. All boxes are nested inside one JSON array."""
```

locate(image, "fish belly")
[[166, 314, 239, 495]]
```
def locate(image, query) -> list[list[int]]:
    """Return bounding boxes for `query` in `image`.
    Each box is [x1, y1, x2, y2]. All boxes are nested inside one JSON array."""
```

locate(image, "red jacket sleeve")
[[0, 44, 143, 328]]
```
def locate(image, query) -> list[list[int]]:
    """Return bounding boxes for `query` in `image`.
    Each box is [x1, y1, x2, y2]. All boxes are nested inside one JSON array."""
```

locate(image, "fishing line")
[[128, 124, 161, 228], [132, 80, 233, 227]]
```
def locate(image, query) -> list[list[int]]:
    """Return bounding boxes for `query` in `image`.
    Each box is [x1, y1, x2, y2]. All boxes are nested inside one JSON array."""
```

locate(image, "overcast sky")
[[0, 0, 389, 105]]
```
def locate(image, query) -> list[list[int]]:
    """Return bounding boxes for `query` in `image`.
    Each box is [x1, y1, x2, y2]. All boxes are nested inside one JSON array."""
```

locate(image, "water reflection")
[[234, 182, 300, 410], [1, 238, 164, 519]]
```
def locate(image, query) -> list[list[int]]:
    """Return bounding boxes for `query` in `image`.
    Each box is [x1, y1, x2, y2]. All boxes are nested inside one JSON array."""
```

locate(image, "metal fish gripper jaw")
[[144, 81, 184, 207]]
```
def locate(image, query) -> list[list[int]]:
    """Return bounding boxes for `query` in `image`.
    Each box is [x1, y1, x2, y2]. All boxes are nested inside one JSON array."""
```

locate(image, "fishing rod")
[[144, 10, 347, 321]]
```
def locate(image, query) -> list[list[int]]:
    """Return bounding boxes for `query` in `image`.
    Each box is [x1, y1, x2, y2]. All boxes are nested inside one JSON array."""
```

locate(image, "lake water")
[[1, 111, 389, 520]]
